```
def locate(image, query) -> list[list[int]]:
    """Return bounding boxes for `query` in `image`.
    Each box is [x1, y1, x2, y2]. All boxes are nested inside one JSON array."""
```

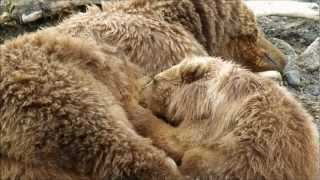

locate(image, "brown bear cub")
[[103, 0, 287, 72], [130, 57, 319, 179], [0, 31, 181, 180]]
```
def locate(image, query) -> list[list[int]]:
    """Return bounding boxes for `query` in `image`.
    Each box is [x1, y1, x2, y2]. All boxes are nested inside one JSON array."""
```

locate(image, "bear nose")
[[264, 53, 278, 67], [261, 51, 287, 73]]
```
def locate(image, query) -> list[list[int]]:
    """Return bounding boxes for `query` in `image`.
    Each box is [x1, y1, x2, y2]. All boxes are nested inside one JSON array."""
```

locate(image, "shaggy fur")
[[102, 0, 286, 72], [48, 6, 207, 76], [135, 57, 319, 179], [0, 31, 181, 180]]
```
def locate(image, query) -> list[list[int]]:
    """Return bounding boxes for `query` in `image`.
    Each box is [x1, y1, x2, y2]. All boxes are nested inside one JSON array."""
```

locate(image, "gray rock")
[[310, 85, 320, 96], [296, 37, 320, 72], [285, 70, 302, 87], [10, 0, 42, 22], [300, 57, 320, 72]]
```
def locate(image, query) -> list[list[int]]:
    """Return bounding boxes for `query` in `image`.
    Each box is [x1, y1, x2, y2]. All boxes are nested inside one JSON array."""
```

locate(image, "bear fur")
[[0, 30, 181, 180], [102, 0, 287, 72], [133, 56, 319, 179], [48, 6, 207, 76]]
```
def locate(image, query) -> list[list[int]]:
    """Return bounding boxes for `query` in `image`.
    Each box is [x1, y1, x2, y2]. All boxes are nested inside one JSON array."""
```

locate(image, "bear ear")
[[180, 60, 211, 83]]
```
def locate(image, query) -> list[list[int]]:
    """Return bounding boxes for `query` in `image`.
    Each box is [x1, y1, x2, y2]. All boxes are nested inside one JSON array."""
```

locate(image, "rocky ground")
[[0, 0, 91, 43], [0, 16, 59, 43], [1, 1, 320, 132]]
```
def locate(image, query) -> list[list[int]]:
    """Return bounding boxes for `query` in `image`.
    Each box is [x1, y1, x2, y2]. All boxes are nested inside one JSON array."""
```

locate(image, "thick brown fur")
[[135, 57, 319, 179], [0, 31, 181, 180], [102, 0, 286, 72], [48, 6, 207, 76]]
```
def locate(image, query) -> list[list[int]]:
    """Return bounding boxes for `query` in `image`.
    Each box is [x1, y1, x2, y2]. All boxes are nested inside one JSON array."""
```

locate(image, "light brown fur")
[[0, 31, 181, 180], [134, 57, 319, 179], [102, 0, 286, 72], [48, 6, 207, 76]]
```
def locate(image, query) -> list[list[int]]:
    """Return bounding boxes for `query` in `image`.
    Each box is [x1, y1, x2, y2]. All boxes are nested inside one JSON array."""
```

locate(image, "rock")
[[300, 57, 320, 72], [245, 0, 319, 21], [296, 37, 320, 72], [0, 12, 10, 24], [11, 0, 43, 23], [310, 85, 320, 96], [285, 70, 302, 87]]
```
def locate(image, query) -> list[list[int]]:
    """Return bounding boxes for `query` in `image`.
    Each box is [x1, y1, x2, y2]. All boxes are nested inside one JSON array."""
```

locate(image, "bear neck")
[[104, 0, 258, 63], [148, 0, 245, 57]]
